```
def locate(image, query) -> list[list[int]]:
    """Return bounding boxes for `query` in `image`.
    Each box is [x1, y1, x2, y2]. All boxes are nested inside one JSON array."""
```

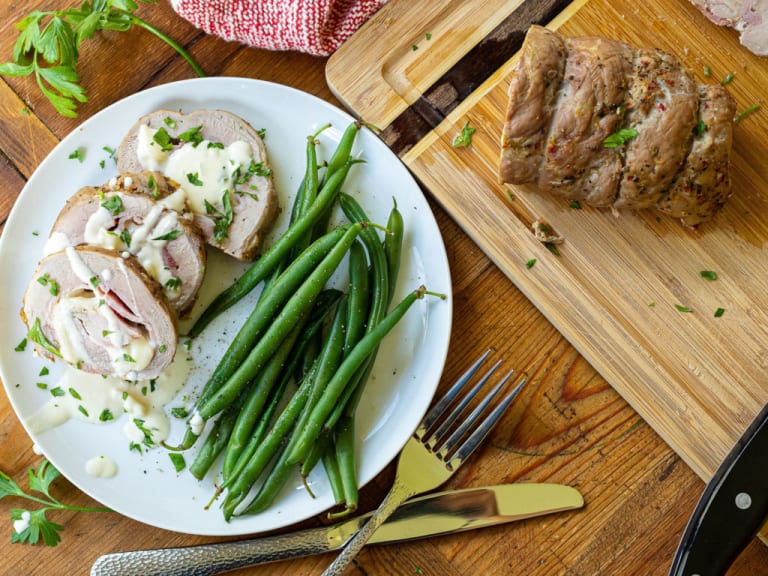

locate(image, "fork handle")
[[322, 480, 415, 576]]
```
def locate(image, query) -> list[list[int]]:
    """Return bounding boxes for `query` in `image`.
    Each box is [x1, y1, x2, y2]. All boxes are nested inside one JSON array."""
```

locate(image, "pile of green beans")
[[175, 121, 444, 521]]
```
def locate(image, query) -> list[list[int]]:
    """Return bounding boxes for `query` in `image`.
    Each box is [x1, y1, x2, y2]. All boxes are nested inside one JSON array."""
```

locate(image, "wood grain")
[[328, 0, 768, 497], [0, 0, 766, 574]]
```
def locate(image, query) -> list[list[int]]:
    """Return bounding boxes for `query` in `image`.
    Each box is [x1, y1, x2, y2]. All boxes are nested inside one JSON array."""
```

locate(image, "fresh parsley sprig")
[[0, 0, 204, 118], [1, 459, 111, 546]]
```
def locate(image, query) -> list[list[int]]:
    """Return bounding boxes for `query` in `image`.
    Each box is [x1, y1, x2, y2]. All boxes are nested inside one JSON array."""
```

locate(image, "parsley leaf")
[[204, 191, 234, 243], [603, 127, 638, 148], [151, 229, 182, 242], [2, 459, 110, 546], [0, 3, 203, 118], [452, 121, 475, 148], [100, 194, 123, 216]]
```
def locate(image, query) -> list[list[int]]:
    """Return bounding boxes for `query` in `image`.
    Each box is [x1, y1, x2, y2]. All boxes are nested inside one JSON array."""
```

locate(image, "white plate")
[[0, 78, 453, 536]]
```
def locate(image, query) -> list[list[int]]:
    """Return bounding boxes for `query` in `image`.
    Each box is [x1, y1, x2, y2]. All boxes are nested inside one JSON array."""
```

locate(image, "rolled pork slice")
[[614, 48, 699, 210], [656, 84, 736, 226], [537, 35, 634, 207], [21, 246, 177, 380], [45, 173, 206, 317], [499, 25, 567, 184], [117, 109, 280, 262]]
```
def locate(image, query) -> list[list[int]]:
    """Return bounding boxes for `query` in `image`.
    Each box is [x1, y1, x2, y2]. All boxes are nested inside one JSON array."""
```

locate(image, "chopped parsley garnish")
[[39, 366, 49, 376], [77, 405, 89, 417], [257, 128, 267, 140], [120, 228, 132, 248], [720, 72, 735, 85], [177, 125, 203, 146], [163, 117, 176, 128], [100, 195, 123, 216], [98, 409, 114, 422], [526, 258, 537, 269], [147, 174, 159, 198], [152, 229, 182, 242], [50, 387, 65, 397], [734, 103, 761, 124], [234, 160, 271, 186], [68, 148, 84, 163], [168, 453, 186, 473], [675, 304, 693, 313], [27, 318, 62, 358], [451, 121, 475, 148], [700, 270, 718, 281], [570, 200, 582, 209], [714, 307, 725, 318], [14, 339, 27, 352], [102, 330, 113, 337], [48, 280, 59, 296], [170, 406, 188, 419], [128, 441, 142, 455], [68, 388, 82, 400], [186, 172, 203, 186], [207, 141, 225, 149], [152, 127, 174, 151], [204, 191, 234, 242], [694, 120, 707, 136], [122, 353, 135, 363], [158, 344, 167, 353], [89, 276, 99, 288], [603, 127, 638, 148], [133, 418, 156, 447], [164, 277, 181, 290]]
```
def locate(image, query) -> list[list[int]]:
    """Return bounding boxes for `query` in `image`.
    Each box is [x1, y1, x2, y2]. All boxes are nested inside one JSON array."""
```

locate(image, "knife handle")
[[89, 526, 335, 576], [669, 402, 768, 576]]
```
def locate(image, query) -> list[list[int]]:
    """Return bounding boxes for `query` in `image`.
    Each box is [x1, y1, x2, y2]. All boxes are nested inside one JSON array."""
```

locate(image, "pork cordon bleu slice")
[[117, 109, 280, 262], [499, 26, 736, 227], [45, 172, 206, 317], [21, 246, 177, 380]]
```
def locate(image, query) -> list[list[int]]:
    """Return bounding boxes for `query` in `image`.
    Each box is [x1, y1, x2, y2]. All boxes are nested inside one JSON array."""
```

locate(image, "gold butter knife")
[[91, 483, 584, 576]]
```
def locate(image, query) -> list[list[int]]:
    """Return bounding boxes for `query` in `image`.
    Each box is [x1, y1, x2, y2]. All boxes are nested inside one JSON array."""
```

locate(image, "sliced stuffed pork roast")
[[45, 172, 206, 317], [117, 109, 280, 261], [499, 26, 736, 226], [21, 246, 177, 380]]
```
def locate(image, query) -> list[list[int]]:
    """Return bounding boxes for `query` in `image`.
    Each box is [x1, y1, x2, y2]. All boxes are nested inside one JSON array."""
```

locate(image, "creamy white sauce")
[[136, 124, 253, 215], [27, 351, 191, 449], [13, 511, 31, 535], [43, 231, 71, 256], [81, 196, 181, 302], [65, 246, 96, 285], [85, 455, 118, 478]]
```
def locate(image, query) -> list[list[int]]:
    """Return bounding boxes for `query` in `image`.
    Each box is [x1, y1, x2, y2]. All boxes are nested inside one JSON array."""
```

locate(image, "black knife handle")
[[669, 401, 768, 576]]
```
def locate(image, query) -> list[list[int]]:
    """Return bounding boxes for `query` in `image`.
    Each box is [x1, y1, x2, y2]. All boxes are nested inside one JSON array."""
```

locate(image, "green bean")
[[189, 159, 356, 337], [221, 321, 304, 481], [383, 197, 404, 304], [325, 122, 360, 183], [322, 440, 345, 507], [286, 286, 432, 465], [343, 240, 370, 358], [327, 416, 357, 519], [188, 402, 239, 481], [168, 227, 348, 451], [197, 222, 365, 420], [222, 363, 317, 521]]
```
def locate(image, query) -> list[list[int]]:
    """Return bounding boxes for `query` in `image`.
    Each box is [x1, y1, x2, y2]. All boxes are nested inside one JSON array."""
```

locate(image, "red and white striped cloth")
[[170, 0, 388, 56]]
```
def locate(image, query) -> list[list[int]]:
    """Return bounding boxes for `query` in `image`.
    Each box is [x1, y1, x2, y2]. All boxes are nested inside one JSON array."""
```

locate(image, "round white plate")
[[0, 77, 452, 536]]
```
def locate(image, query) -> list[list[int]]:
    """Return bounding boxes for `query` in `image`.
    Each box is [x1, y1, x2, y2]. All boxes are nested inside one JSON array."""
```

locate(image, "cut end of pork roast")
[[499, 25, 737, 227], [46, 172, 206, 317], [117, 109, 280, 261], [689, 0, 768, 56], [21, 246, 177, 380]]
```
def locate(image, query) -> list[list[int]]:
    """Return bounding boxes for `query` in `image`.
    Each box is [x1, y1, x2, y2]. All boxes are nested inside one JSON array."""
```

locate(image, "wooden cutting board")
[[327, 0, 768, 486]]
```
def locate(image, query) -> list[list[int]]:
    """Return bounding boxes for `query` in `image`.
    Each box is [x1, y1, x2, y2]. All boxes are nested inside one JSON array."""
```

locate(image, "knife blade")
[[669, 401, 768, 576], [91, 483, 583, 576]]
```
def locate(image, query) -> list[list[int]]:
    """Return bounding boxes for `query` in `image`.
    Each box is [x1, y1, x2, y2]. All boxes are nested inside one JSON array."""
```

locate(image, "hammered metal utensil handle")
[[90, 527, 334, 576]]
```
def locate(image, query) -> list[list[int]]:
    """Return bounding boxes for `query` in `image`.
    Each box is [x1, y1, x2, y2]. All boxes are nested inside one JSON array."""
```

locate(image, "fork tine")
[[426, 360, 503, 448], [436, 368, 514, 458], [446, 375, 527, 471], [415, 349, 492, 439]]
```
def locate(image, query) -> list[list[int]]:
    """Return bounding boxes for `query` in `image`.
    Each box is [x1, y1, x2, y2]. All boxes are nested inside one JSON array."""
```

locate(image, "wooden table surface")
[[0, 2, 766, 575]]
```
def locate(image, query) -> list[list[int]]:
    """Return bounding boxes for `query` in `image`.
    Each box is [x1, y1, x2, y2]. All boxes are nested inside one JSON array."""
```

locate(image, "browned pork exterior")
[[22, 246, 177, 380], [117, 109, 280, 261], [499, 26, 736, 226], [47, 173, 206, 317]]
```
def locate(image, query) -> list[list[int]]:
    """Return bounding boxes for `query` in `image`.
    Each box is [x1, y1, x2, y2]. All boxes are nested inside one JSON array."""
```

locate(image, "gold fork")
[[321, 349, 526, 575]]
